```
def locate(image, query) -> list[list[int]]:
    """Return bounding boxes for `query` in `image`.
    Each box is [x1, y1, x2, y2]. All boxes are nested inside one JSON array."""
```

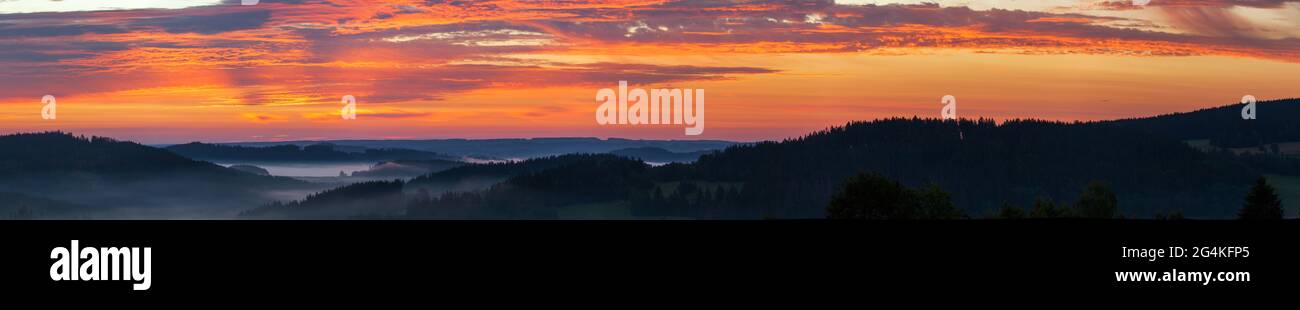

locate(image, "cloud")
[[302, 109, 432, 120], [207, 61, 777, 106], [1097, 0, 1300, 9], [130, 10, 273, 34], [523, 105, 571, 118], [364, 110, 434, 119], [241, 112, 288, 123], [0, 24, 125, 37], [3, 0, 1297, 68], [1, 0, 1298, 105]]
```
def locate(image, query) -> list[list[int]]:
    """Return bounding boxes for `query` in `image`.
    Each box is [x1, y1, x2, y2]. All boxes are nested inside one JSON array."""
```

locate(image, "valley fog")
[[218, 162, 375, 177]]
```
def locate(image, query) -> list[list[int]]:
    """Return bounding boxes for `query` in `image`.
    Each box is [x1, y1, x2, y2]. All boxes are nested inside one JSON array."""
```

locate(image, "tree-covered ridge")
[[669, 118, 1295, 218], [263, 115, 1300, 220], [165, 142, 459, 162], [609, 147, 715, 163], [404, 153, 635, 195], [222, 137, 736, 159], [240, 180, 407, 219], [1108, 98, 1300, 148], [13, 100, 1289, 220], [0, 132, 313, 218], [0, 132, 199, 174], [348, 159, 466, 178], [246, 154, 651, 219], [0, 132, 306, 184], [408, 154, 651, 219]]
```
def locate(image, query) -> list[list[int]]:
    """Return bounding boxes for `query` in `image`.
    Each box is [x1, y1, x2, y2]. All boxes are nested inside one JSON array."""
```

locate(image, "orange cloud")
[[0, 1, 1298, 143], [1026, 17, 1095, 24], [241, 112, 288, 124]]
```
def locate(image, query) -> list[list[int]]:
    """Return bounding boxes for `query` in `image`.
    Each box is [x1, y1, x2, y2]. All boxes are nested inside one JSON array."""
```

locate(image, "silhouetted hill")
[[165, 142, 458, 163], [348, 159, 465, 178], [250, 154, 649, 219], [229, 164, 271, 176], [401, 118, 1300, 219], [609, 147, 713, 163], [409, 154, 650, 219], [404, 154, 634, 196], [232, 99, 1300, 220], [667, 118, 1296, 218], [0, 132, 314, 218], [224, 137, 736, 159], [1108, 98, 1300, 148], [240, 180, 406, 219]]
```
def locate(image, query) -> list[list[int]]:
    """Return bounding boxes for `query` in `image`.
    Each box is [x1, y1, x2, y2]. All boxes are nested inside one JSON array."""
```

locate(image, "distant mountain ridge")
[[7, 99, 1300, 220], [404, 154, 627, 197], [262, 108, 1300, 219], [165, 142, 459, 163], [0, 132, 317, 218], [217, 137, 738, 159], [242, 154, 647, 219]]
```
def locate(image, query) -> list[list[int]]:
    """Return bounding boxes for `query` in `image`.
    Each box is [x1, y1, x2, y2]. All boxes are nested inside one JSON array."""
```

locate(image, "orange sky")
[[0, 0, 1297, 143]]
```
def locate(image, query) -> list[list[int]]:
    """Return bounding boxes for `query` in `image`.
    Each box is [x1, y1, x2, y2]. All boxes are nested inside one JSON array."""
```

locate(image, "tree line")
[[827, 172, 1289, 220]]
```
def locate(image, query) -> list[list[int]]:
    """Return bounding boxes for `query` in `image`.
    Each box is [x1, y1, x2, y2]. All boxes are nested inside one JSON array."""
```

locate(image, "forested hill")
[[0, 132, 312, 218], [224, 137, 736, 159], [404, 153, 635, 195], [244, 154, 645, 219], [279, 117, 1300, 219], [670, 118, 1295, 218], [409, 154, 650, 219], [609, 147, 713, 163], [240, 180, 407, 219], [1107, 98, 1300, 148], [165, 142, 459, 162]]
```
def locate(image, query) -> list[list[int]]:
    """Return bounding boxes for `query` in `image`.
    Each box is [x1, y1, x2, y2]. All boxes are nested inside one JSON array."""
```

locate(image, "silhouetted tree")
[[827, 172, 963, 219], [1239, 177, 1283, 220], [914, 184, 965, 219], [1029, 197, 1066, 218], [998, 202, 1024, 219], [828, 173, 911, 219], [1074, 181, 1118, 218], [1155, 210, 1184, 220]]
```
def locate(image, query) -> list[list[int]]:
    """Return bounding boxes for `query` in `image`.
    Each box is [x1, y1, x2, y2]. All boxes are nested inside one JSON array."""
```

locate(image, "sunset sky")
[[0, 0, 1297, 144]]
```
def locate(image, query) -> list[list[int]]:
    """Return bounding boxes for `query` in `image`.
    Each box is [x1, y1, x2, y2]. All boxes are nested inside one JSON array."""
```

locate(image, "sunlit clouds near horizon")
[[1, 0, 1298, 143]]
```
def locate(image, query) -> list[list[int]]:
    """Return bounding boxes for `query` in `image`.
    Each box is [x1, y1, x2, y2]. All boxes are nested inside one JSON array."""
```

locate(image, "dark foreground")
[[3, 219, 1294, 301]]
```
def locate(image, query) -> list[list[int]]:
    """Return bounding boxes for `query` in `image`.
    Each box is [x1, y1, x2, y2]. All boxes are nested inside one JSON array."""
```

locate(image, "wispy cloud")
[[0, 0, 1297, 142]]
